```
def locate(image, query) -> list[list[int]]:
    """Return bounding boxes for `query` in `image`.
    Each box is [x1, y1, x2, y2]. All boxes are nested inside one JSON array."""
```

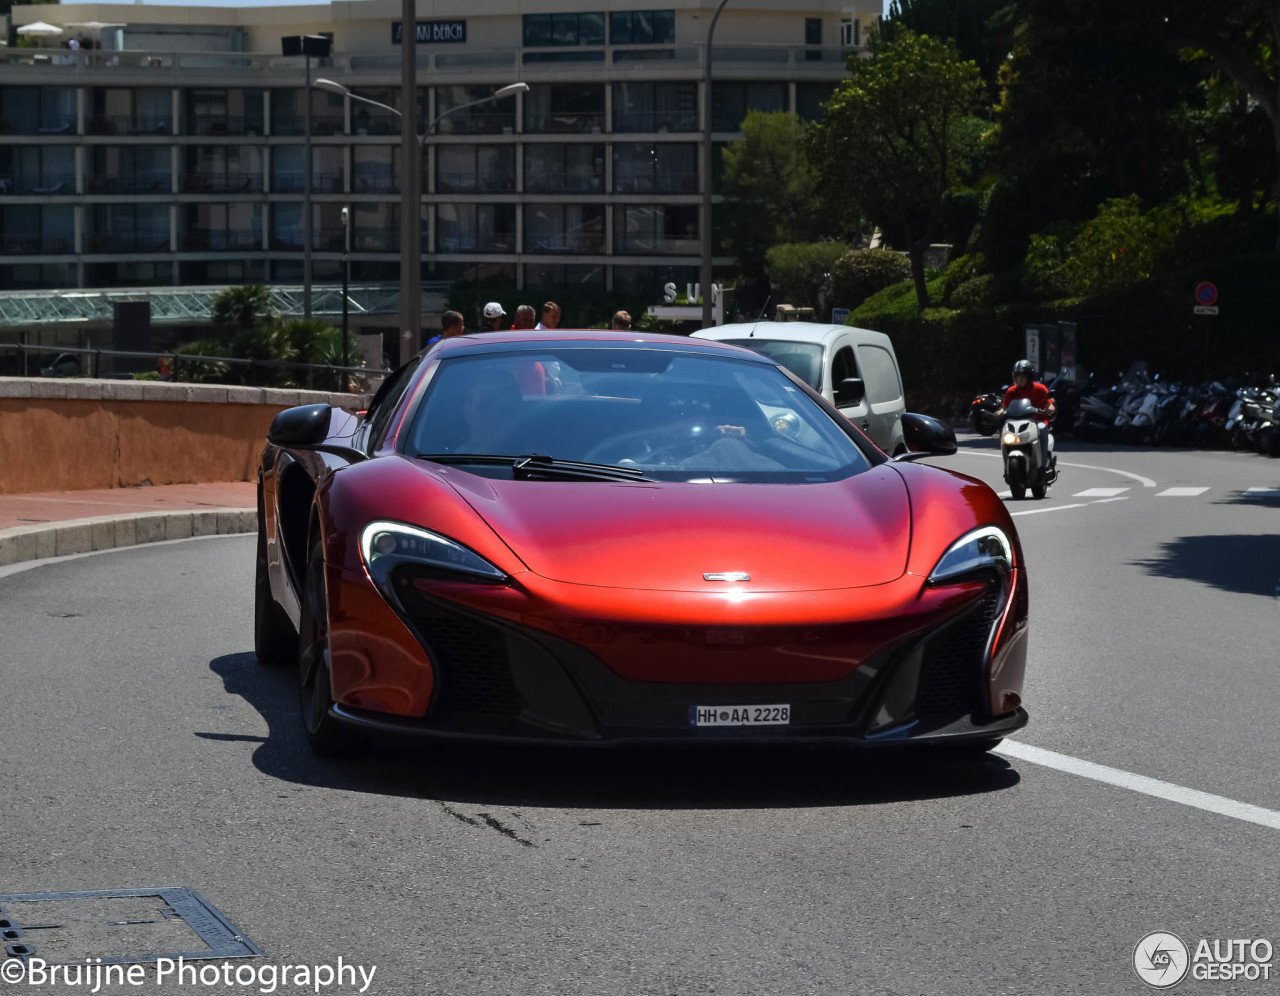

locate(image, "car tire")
[[298, 537, 352, 756], [254, 504, 297, 667]]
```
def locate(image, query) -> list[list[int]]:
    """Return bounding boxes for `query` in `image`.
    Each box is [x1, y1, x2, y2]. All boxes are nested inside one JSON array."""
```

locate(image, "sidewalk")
[[0, 481, 257, 568]]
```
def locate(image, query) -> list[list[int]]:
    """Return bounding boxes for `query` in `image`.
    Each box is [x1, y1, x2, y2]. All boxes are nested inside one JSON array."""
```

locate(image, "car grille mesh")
[[915, 586, 1003, 721], [399, 587, 523, 719]]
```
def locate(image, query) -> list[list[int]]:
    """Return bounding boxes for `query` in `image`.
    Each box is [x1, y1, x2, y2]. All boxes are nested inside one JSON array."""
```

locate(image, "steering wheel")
[[584, 424, 716, 466]]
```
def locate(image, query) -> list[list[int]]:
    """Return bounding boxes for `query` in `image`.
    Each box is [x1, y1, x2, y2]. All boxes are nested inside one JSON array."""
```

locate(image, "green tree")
[[805, 30, 985, 309], [879, 0, 1016, 91], [210, 284, 276, 331], [763, 241, 849, 308], [829, 248, 913, 309], [721, 111, 829, 289]]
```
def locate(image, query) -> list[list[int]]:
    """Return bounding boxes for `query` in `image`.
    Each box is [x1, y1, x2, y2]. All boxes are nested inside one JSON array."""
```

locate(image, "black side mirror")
[[835, 377, 865, 406], [895, 412, 957, 460], [268, 404, 332, 447]]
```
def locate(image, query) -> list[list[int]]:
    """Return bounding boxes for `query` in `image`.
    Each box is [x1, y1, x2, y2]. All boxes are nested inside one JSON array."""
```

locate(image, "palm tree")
[[211, 284, 276, 330]]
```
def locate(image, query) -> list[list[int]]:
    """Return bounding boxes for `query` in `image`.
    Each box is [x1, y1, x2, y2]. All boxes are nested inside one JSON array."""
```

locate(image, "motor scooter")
[[1002, 398, 1057, 499]]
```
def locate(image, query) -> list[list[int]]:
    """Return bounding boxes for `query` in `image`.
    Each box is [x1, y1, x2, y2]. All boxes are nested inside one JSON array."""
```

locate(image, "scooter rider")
[[1001, 360, 1056, 468]]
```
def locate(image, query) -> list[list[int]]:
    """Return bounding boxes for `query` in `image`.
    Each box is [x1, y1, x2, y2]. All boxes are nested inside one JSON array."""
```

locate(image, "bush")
[[764, 241, 849, 309], [830, 249, 912, 311], [172, 340, 232, 384], [949, 274, 994, 309]]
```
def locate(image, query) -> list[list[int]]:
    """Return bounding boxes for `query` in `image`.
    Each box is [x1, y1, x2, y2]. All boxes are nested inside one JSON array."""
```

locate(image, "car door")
[[829, 338, 871, 436], [855, 341, 905, 452]]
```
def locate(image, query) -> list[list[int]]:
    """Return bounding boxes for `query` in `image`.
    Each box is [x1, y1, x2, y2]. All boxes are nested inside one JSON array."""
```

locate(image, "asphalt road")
[[2, 436, 1278, 995]]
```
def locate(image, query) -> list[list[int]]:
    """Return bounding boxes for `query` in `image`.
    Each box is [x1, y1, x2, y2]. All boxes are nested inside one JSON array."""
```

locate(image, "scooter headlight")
[[928, 526, 1013, 585], [1002, 432, 1019, 445]]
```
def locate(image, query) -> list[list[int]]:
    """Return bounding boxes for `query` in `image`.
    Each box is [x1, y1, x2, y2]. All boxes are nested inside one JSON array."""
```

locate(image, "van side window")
[[856, 345, 902, 405], [831, 346, 859, 398]]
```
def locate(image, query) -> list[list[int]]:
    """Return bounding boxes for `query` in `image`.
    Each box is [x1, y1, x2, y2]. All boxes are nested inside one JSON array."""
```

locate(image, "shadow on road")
[[1132, 533, 1280, 598], [204, 651, 1021, 810], [1215, 489, 1280, 508]]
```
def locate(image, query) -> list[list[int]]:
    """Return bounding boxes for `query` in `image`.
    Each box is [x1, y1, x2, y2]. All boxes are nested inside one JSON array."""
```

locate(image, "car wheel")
[[298, 537, 351, 756], [254, 504, 297, 667]]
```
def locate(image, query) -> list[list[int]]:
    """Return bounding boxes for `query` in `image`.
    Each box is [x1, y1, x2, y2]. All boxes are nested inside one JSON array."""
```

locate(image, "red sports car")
[[255, 331, 1028, 755]]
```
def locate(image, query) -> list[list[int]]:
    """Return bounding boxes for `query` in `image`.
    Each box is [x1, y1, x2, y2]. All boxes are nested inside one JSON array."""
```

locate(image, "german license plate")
[[690, 704, 790, 727]]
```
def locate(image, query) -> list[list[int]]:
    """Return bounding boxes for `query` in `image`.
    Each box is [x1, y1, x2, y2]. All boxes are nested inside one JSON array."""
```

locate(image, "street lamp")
[[340, 204, 350, 379], [701, 0, 731, 328], [282, 34, 332, 319], [313, 79, 528, 363]]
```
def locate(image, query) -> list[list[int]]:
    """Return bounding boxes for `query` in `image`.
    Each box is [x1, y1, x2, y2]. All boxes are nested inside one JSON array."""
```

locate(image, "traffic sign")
[[1194, 305, 1219, 316], [1194, 281, 1218, 306]]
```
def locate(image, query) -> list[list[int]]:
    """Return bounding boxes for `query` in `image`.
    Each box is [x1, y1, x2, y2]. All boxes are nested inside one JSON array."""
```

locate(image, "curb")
[[0, 508, 257, 568]]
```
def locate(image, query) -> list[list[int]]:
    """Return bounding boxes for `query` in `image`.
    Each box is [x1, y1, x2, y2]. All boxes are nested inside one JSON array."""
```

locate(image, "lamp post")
[[312, 78, 528, 362], [283, 34, 332, 319], [340, 204, 350, 378], [701, 0, 731, 328]]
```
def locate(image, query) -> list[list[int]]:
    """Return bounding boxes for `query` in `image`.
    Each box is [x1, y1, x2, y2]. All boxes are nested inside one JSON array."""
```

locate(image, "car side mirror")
[[268, 404, 332, 447], [835, 377, 865, 406], [894, 412, 957, 460]]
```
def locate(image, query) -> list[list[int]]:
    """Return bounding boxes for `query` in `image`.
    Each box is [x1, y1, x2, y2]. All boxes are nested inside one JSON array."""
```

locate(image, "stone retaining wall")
[[0, 378, 369, 494]]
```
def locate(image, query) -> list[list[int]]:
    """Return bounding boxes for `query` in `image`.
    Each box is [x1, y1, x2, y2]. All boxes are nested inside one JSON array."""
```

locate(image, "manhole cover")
[[0, 889, 259, 966]]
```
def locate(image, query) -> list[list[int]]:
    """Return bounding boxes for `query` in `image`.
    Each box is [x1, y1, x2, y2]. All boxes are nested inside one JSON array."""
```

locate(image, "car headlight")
[[927, 526, 1013, 585], [360, 521, 507, 584], [1002, 432, 1019, 445]]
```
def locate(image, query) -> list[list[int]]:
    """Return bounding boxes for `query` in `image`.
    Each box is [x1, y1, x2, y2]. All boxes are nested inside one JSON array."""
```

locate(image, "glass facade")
[[613, 143, 697, 194], [437, 203, 517, 253], [436, 145, 516, 194], [612, 82, 697, 133], [524, 144, 605, 194], [524, 204, 605, 254], [524, 84, 605, 133]]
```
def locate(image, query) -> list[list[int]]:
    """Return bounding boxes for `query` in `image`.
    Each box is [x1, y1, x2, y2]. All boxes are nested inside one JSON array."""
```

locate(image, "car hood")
[[446, 465, 911, 592]]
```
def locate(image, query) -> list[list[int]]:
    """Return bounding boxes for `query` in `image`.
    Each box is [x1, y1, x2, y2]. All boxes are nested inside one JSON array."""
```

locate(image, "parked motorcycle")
[[1002, 398, 1057, 500], [970, 390, 1005, 436]]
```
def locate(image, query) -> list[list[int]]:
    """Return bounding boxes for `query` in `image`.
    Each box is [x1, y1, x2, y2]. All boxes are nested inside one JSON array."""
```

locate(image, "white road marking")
[[1010, 502, 1088, 517], [951, 451, 1158, 487], [997, 490, 1012, 498], [1156, 486, 1210, 497], [994, 740, 1280, 832], [1073, 487, 1129, 498], [1247, 486, 1277, 493], [1091, 497, 1130, 505]]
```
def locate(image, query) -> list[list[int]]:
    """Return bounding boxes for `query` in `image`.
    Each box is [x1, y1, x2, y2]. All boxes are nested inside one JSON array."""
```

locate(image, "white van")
[[691, 322, 907, 454]]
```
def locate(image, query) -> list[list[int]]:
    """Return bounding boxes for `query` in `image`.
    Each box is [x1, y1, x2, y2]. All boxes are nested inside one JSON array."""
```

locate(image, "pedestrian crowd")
[[424, 301, 635, 347]]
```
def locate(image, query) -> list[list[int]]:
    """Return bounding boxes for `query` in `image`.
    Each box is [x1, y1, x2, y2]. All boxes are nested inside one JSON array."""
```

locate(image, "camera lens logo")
[[1134, 932, 1190, 989]]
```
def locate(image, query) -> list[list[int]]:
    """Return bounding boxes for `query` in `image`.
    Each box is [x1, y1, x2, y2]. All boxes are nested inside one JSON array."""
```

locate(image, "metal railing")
[[0, 340, 376, 389], [85, 234, 172, 253], [0, 174, 77, 196], [87, 174, 171, 194], [435, 171, 515, 194], [185, 116, 265, 137], [180, 173, 264, 194], [0, 235, 72, 255], [180, 231, 262, 252], [85, 115, 173, 136], [524, 171, 605, 194]]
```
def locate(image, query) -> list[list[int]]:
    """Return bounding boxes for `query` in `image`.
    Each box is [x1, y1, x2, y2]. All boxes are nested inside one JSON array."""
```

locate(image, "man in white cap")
[[482, 301, 506, 332]]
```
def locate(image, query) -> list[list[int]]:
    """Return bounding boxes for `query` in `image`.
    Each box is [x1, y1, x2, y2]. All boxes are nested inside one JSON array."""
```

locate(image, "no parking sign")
[[1194, 281, 1219, 315]]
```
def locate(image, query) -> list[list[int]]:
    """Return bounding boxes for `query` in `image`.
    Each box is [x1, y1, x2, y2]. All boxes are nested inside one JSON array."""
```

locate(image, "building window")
[[613, 143, 697, 194], [711, 82, 787, 131], [610, 10, 675, 45], [436, 85, 516, 135], [186, 89, 264, 137], [613, 82, 697, 133], [0, 204, 74, 254], [841, 19, 859, 47], [89, 204, 170, 253], [85, 262, 173, 287], [182, 203, 261, 252], [88, 88, 171, 135], [436, 145, 516, 194], [796, 83, 837, 123], [182, 147, 263, 194], [0, 146, 75, 196], [0, 87, 76, 136], [353, 146, 400, 193], [436, 204, 517, 254], [352, 203, 399, 253], [271, 203, 303, 250], [805, 18, 822, 45], [523, 12, 605, 47], [523, 204, 605, 254], [614, 205, 699, 255], [524, 144, 605, 194], [351, 88, 400, 135], [524, 84, 605, 133], [523, 263, 605, 293], [90, 147, 171, 195]]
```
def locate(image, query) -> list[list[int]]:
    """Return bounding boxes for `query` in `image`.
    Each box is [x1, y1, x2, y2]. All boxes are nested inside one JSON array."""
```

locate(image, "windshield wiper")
[[416, 452, 653, 483]]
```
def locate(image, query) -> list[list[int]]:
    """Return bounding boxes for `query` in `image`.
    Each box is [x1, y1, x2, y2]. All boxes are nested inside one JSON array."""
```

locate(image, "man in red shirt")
[[1001, 359, 1055, 471]]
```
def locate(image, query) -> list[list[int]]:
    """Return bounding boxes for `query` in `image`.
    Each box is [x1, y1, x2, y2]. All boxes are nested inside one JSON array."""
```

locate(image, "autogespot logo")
[[1134, 931, 1191, 989]]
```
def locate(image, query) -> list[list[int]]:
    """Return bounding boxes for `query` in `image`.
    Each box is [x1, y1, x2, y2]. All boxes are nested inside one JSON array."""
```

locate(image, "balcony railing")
[[350, 117, 400, 136], [86, 115, 173, 136], [87, 174, 171, 194], [271, 172, 345, 193], [0, 235, 72, 254], [0, 118, 76, 136], [181, 230, 261, 251], [0, 174, 76, 196], [524, 171, 605, 195], [181, 173, 264, 194], [523, 233, 606, 254], [86, 234, 172, 253], [436, 172, 516, 194], [352, 174, 398, 194], [352, 230, 398, 253], [271, 116, 344, 137], [614, 236, 700, 255], [437, 232, 518, 253], [186, 116, 265, 137], [612, 111, 698, 133], [524, 112, 606, 135], [614, 172, 699, 195]]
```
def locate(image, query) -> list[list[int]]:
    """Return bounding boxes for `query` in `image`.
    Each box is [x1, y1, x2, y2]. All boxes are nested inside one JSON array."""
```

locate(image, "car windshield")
[[719, 340, 824, 391], [404, 347, 871, 483]]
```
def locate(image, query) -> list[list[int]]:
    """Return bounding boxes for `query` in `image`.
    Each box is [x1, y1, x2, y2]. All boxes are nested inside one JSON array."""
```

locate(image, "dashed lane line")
[[1156, 486, 1211, 497], [994, 740, 1280, 832], [1073, 487, 1129, 498]]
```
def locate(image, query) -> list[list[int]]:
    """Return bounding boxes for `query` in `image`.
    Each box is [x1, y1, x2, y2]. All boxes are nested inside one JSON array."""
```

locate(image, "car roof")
[[429, 329, 774, 362], [691, 322, 891, 349]]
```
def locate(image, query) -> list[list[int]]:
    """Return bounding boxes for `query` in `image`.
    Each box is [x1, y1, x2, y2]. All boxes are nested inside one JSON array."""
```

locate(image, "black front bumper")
[[331, 573, 1027, 748]]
